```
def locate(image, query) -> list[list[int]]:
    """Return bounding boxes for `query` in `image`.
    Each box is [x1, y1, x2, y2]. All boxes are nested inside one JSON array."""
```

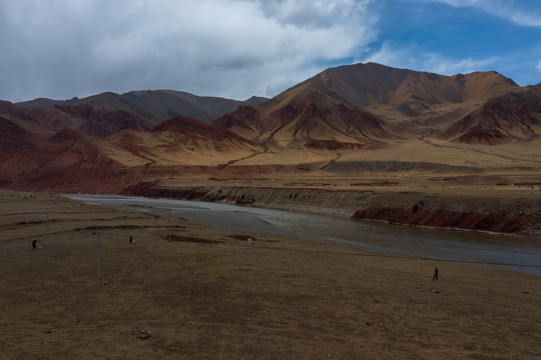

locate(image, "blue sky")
[[361, 0, 541, 86], [0, 0, 540, 102]]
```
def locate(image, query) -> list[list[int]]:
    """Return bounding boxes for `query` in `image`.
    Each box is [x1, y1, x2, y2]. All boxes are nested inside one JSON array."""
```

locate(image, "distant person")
[[433, 267, 439, 281], [130, 236, 134, 244], [32, 239, 38, 250]]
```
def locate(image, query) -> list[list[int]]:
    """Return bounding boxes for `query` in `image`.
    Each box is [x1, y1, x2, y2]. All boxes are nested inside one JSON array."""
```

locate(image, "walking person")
[[432, 267, 439, 281]]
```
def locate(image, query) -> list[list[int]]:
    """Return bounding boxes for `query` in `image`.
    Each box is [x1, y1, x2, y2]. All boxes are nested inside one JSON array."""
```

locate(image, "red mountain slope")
[[2, 101, 154, 137], [218, 100, 397, 150], [47, 129, 84, 144], [439, 84, 541, 144], [0, 117, 38, 152], [0, 131, 141, 192], [99, 115, 264, 168], [263, 101, 393, 140], [55, 104, 154, 137], [0, 101, 44, 132], [154, 115, 259, 146], [213, 105, 262, 139]]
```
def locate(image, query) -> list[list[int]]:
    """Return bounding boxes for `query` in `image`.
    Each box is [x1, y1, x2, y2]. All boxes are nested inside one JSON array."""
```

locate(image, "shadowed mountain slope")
[[260, 101, 397, 148], [214, 105, 263, 140], [1, 99, 154, 137], [216, 99, 397, 150], [439, 84, 541, 144], [17, 90, 268, 125], [0, 100, 44, 132], [153, 115, 262, 150], [55, 104, 154, 137], [16, 97, 80, 110], [102, 115, 264, 167], [0, 116, 41, 155]]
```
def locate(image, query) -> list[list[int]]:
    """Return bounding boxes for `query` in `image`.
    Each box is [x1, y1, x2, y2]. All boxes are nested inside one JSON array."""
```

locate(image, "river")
[[67, 194, 541, 276]]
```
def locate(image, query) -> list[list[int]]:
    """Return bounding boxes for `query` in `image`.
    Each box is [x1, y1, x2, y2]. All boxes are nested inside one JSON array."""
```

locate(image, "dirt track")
[[1, 191, 540, 359]]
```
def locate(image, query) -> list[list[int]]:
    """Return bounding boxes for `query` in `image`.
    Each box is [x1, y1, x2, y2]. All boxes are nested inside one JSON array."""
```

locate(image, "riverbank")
[[1, 190, 540, 359], [123, 180, 541, 238]]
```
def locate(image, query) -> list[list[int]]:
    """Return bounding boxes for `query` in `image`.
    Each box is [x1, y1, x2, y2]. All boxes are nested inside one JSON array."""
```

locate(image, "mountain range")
[[1, 62, 540, 192], [16, 90, 268, 125]]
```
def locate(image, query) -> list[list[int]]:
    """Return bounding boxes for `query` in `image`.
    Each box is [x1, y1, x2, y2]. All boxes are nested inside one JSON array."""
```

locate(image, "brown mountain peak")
[[307, 62, 519, 108]]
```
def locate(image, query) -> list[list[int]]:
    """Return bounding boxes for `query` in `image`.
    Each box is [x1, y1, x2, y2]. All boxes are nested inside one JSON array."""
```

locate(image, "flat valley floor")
[[1, 191, 540, 359]]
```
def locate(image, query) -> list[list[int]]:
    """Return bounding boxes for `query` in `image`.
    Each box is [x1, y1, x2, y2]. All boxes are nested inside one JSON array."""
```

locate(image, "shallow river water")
[[68, 194, 541, 277]]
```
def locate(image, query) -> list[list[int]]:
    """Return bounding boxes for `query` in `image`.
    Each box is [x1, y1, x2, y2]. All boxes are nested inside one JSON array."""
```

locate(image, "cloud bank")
[[1, 0, 539, 103], [0, 0, 375, 102]]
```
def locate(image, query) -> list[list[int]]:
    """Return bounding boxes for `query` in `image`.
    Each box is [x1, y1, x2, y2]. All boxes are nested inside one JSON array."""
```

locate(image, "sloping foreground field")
[[0, 191, 540, 359]]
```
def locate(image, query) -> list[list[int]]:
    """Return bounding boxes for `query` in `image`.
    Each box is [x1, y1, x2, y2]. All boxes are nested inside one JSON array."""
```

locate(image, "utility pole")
[[98, 231, 101, 278], [154, 215, 159, 247]]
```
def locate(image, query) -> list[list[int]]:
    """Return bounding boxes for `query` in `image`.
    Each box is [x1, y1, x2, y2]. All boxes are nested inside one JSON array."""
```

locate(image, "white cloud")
[[361, 42, 498, 76], [537, 60, 541, 73], [361, 42, 410, 66], [0, 0, 377, 102], [427, 0, 480, 5], [424, 0, 541, 27], [261, 0, 373, 30], [423, 54, 498, 75]]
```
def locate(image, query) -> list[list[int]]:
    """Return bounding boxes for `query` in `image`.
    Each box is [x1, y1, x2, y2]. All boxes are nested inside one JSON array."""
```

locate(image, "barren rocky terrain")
[[2, 64, 540, 240]]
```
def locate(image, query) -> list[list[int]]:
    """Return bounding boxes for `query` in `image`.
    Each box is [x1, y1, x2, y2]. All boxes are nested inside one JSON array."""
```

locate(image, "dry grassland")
[[1, 191, 540, 359]]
